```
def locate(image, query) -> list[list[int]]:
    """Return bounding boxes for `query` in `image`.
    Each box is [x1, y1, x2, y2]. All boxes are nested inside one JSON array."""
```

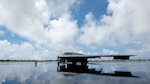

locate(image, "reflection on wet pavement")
[[0, 62, 150, 84], [57, 63, 139, 78]]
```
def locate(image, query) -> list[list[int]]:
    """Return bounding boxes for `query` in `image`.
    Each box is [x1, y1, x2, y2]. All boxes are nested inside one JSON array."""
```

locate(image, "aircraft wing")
[[99, 55, 136, 59], [58, 54, 136, 59]]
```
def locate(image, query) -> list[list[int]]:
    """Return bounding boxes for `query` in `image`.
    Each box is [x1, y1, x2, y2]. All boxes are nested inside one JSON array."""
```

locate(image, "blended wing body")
[[58, 52, 136, 60], [57, 52, 139, 78]]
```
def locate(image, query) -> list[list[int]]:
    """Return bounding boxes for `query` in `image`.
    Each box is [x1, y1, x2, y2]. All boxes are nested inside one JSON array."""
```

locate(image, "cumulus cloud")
[[0, 0, 78, 44], [78, 0, 134, 46], [0, 0, 49, 43], [78, 12, 113, 46], [0, 0, 80, 59], [102, 49, 118, 55], [0, 29, 4, 36], [0, 40, 53, 59], [78, 0, 150, 58], [0, 0, 150, 59], [47, 14, 78, 51]]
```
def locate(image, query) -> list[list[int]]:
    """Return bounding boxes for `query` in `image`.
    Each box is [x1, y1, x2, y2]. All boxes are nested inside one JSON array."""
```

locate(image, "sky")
[[0, 0, 150, 60]]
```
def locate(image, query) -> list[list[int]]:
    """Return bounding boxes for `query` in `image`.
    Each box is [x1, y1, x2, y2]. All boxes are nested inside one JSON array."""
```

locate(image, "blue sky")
[[0, 0, 150, 60], [70, 0, 108, 27]]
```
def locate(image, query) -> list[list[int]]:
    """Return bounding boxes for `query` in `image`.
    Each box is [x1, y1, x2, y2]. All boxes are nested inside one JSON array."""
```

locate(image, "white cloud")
[[0, 30, 4, 36], [0, 40, 53, 60], [78, 0, 150, 58], [0, 0, 80, 59], [78, 12, 112, 46], [102, 49, 118, 55], [0, 0, 150, 59], [46, 0, 77, 17], [47, 14, 78, 50], [0, 0, 49, 43], [0, 0, 78, 44]]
